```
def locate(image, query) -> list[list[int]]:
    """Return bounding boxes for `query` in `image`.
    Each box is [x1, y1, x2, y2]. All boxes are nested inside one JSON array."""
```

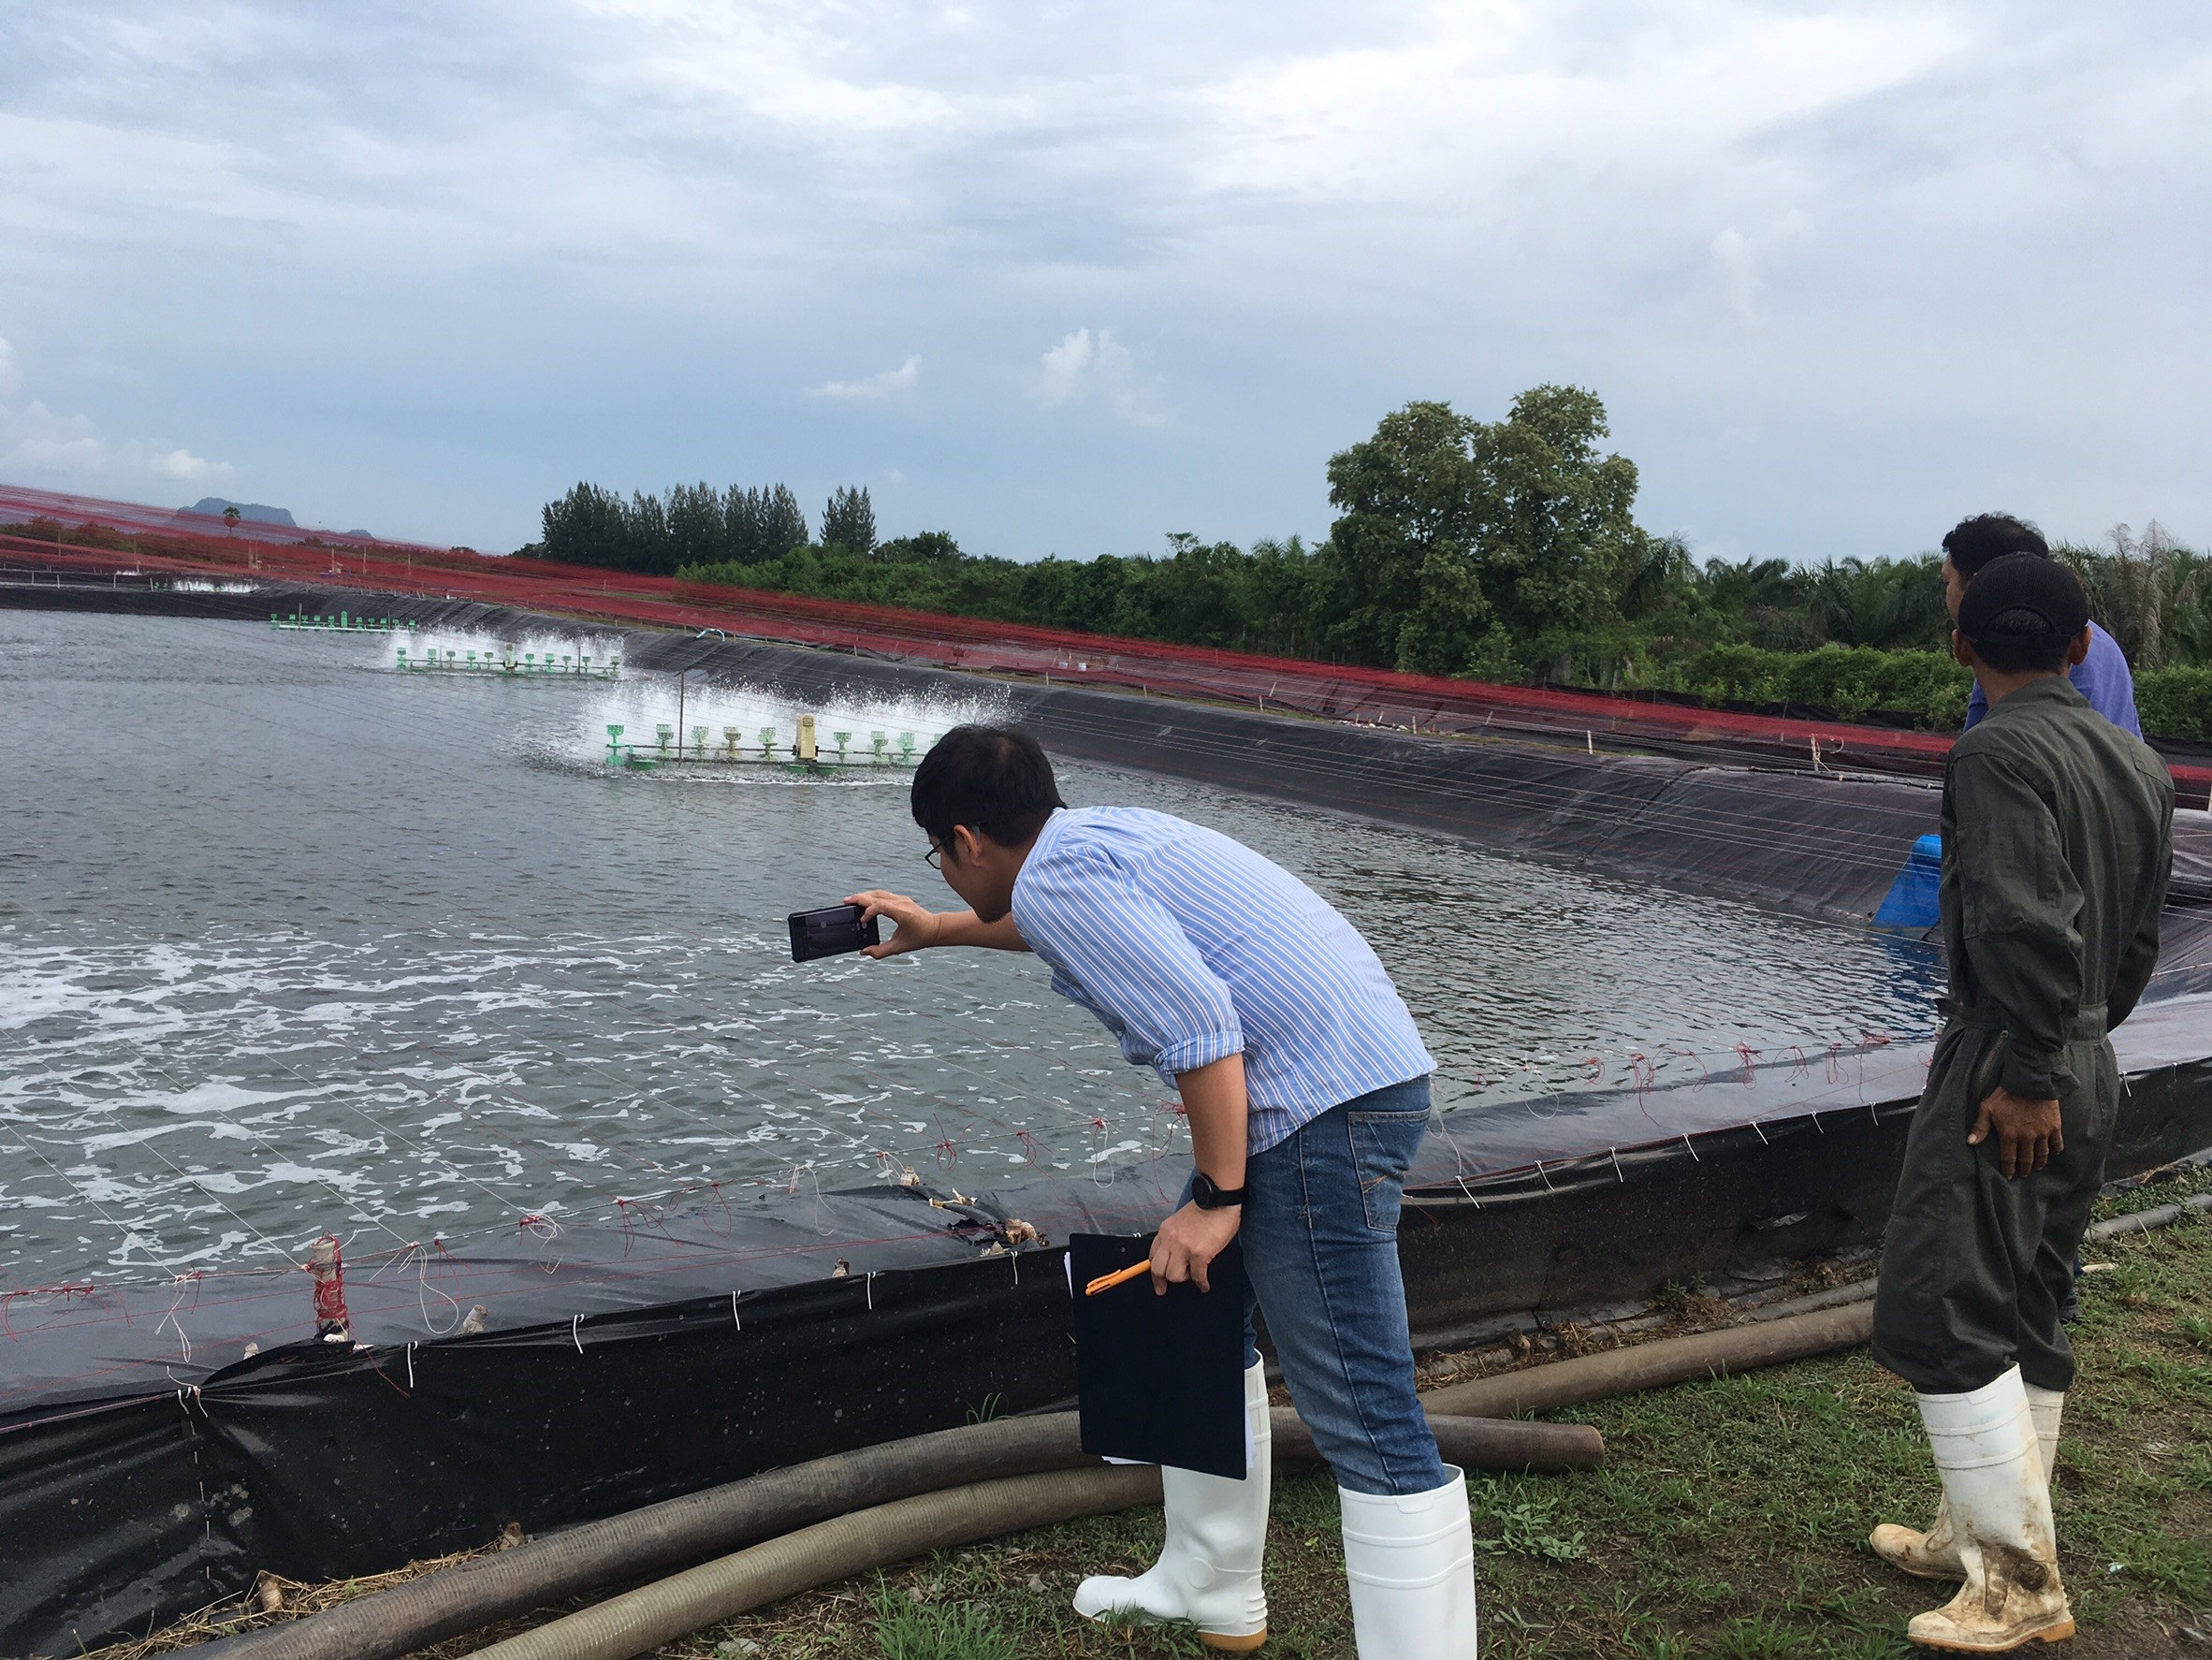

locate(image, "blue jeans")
[[1230, 1076, 1448, 1497]]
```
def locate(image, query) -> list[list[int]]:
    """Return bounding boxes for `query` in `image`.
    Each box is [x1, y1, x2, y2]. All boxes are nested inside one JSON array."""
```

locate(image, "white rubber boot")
[[1871, 1383, 2065, 1584], [1339, 1465, 1479, 1659], [2025, 1383, 2063, 1493], [1904, 1367, 2073, 1652], [1873, 1495, 1966, 1582], [1072, 1358, 1270, 1651]]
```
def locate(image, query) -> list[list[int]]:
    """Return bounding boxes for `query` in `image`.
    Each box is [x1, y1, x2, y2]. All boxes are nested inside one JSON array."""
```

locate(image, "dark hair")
[[1942, 513, 2048, 579], [910, 724, 1065, 850], [1957, 552, 2090, 676]]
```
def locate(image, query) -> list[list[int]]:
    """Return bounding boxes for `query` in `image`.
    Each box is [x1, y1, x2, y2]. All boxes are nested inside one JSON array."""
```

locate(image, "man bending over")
[[1869, 555, 2172, 1651], [850, 724, 1477, 1658]]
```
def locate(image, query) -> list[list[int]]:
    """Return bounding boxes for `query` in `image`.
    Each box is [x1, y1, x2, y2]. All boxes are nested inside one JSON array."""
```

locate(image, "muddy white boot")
[[1905, 1367, 2073, 1652], [2025, 1383, 2063, 1492], [1873, 1496, 1966, 1582], [1872, 1383, 2064, 1583], [1339, 1465, 1478, 1659], [1072, 1358, 1270, 1651]]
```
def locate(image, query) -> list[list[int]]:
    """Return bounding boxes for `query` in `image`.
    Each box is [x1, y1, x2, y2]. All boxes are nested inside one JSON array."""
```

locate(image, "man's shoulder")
[[1948, 690, 2074, 787], [1952, 683, 2170, 804], [1021, 807, 1171, 888], [1950, 706, 2045, 762], [1022, 806, 1271, 902], [1040, 805, 1211, 851]]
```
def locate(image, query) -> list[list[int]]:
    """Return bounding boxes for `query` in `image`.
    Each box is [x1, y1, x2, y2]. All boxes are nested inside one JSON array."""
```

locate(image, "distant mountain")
[[183, 497, 298, 528]]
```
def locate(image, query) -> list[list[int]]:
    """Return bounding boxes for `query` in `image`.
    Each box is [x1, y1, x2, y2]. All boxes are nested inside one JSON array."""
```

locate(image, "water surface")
[[0, 610, 1941, 1283]]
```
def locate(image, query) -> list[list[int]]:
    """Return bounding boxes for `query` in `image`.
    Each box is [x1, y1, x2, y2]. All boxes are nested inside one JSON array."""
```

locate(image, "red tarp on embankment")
[[9, 481, 2203, 797]]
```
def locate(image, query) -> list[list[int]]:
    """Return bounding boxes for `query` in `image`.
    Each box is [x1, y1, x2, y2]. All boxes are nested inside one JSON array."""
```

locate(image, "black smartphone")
[[788, 904, 882, 962]]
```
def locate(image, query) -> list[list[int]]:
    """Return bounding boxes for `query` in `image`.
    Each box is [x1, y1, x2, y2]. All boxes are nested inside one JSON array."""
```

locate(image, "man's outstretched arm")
[[845, 889, 1031, 955]]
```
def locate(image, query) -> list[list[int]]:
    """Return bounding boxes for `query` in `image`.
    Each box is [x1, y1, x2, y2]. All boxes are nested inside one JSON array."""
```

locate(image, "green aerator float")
[[395, 642, 620, 678], [271, 610, 415, 633], [604, 713, 918, 773]]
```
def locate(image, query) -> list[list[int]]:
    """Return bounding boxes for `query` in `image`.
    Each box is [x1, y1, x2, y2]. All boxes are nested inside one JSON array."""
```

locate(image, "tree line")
[[531, 389, 2212, 740], [532, 482, 878, 575]]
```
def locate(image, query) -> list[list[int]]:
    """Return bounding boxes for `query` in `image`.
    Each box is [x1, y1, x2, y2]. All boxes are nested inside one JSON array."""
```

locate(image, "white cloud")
[[1710, 211, 1813, 324], [1037, 329, 1105, 407], [1036, 328, 1161, 426], [0, 399, 104, 473], [1710, 227, 1762, 322], [151, 445, 226, 480], [0, 334, 230, 488], [1193, 7, 1966, 206], [808, 355, 921, 399], [575, 2, 1007, 147]]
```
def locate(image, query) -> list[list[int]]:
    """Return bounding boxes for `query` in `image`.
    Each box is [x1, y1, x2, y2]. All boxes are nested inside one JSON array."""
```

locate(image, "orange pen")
[[1084, 1260, 1153, 1297]]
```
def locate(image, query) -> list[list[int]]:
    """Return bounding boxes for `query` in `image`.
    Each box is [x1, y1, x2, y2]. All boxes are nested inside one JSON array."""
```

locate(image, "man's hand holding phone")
[[843, 891, 1030, 956], [844, 890, 942, 958]]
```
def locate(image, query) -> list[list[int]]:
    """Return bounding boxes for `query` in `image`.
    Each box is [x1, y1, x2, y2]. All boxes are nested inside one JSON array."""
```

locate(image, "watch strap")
[[1192, 1172, 1247, 1209]]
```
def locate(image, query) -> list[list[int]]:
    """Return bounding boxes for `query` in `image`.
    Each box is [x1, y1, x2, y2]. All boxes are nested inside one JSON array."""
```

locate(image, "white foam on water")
[[0, 922, 1171, 1282]]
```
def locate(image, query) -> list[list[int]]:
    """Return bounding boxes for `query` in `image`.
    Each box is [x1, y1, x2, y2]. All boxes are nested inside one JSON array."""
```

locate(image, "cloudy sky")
[[0, 2, 2205, 559]]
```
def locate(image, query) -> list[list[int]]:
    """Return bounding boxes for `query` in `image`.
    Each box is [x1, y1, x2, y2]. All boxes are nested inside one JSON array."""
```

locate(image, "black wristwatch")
[[1191, 1172, 1247, 1210]]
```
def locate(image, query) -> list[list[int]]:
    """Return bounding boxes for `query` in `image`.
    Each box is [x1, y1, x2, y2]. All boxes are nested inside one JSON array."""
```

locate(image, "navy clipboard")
[[1069, 1231, 1249, 1479]]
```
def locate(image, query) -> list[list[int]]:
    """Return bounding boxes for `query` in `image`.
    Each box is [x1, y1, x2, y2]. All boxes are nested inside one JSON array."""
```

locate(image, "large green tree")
[[1324, 386, 1649, 676], [821, 486, 877, 556], [542, 482, 632, 568], [1322, 400, 1490, 673]]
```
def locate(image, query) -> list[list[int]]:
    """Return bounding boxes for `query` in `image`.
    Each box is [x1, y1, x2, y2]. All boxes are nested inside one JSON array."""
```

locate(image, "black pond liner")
[[4, 582, 2210, 1655]]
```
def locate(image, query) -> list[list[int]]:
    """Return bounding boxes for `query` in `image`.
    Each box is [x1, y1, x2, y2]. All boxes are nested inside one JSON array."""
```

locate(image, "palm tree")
[[2059, 523, 2206, 671]]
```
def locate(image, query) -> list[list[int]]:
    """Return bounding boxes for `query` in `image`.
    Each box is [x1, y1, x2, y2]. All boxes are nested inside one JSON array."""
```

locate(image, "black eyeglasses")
[[924, 844, 943, 869]]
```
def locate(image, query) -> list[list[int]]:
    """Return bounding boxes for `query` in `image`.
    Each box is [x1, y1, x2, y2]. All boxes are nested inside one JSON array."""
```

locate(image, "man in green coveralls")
[[1870, 554, 2174, 1652]]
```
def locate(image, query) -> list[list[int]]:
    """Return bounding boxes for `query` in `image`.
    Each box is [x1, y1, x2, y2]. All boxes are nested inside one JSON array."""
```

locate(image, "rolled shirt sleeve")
[[1951, 751, 2084, 1099], [1013, 843, 1244, 1080]]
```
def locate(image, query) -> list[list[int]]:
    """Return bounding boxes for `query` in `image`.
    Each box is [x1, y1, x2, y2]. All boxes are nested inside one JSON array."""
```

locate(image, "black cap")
[[1957, 552, 2090, 646]]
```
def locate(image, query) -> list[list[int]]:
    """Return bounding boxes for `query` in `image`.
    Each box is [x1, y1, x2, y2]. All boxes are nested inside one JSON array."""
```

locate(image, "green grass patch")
[[866, 1578, 1023, 1660]]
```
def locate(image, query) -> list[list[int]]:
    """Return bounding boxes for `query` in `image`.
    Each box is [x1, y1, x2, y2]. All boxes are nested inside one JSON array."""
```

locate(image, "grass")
[[80, 1172, 2212, 1660]]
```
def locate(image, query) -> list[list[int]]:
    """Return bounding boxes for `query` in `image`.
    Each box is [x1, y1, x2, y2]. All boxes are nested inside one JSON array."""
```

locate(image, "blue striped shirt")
[[1010, 806, 1434, 1154]]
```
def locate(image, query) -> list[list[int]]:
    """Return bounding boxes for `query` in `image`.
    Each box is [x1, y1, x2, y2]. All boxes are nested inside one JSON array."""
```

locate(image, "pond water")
[[0, 608, 1941, 1283]]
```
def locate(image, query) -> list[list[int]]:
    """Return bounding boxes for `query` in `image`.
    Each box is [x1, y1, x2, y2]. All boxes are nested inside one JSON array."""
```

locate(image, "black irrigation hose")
[[2088, 1189, 2212, 1238], [193, 1409, 1598, 1660], [462, 1468, 1165, 1660], [1424, 1301, 1879, 1420], [196, 1416, 1086, 1660]]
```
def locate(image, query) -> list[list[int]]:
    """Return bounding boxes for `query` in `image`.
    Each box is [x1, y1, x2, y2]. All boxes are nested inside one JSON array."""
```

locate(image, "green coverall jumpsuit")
[[1871, 676, 2174, 1396]]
